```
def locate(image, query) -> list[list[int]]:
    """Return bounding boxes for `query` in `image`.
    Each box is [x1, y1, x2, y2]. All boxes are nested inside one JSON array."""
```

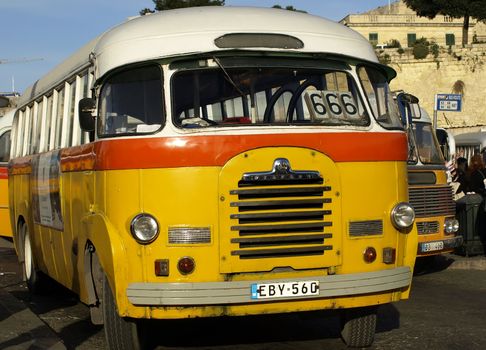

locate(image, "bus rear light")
[[154, 259, 169, 276], [363, 247, 377, 263], [178, 257, 195, 275], [168, 227, 211, 244], [382, 247, 396, 264]]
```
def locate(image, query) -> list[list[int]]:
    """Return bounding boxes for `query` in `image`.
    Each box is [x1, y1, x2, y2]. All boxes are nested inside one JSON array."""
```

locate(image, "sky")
[[0, 0, 391, 94]]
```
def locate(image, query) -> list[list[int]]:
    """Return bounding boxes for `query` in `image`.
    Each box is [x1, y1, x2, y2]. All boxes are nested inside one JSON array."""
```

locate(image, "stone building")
[[340, 0, 486, 48]]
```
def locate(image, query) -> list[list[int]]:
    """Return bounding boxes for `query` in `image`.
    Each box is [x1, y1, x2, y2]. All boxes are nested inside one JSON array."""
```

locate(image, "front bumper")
[[417, 235, 464, 255], [127, 266, 411, 306]]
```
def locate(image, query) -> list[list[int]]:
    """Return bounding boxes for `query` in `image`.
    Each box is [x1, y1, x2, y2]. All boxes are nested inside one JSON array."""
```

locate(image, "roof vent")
[[215, 33, 304, 49]]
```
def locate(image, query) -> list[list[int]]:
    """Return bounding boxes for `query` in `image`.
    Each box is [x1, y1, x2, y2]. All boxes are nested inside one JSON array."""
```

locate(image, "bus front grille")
[[409, 185, 456, 218], [229, 184, 333, 259], [416, 221, 440, 234]]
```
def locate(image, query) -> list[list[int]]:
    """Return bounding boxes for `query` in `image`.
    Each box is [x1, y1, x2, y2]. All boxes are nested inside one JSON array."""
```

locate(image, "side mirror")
[[78, 98, 96, 132]]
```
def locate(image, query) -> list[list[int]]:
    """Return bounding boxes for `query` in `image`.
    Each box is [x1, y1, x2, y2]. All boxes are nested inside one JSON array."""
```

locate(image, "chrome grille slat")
[[232, 234, 332, 248], [409, 185, 456, 217], [231, 222, 332, 235], [230, 186, 331, 198], [231, 245, 333, 259], [231, 198, 329, 208], [231, 210, 331, 223]]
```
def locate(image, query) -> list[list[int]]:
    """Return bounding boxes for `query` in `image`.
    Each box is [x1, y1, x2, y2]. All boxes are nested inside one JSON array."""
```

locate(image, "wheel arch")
[[78, 213, 129, 320]]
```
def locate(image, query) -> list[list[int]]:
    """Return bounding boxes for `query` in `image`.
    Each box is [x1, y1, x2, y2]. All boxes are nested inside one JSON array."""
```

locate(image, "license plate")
[[251, 281, 319, 300], [423, 241, 444, 252]]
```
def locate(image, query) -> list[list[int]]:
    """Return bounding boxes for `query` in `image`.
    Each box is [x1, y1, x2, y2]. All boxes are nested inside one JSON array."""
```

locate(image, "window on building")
[[369, 33, 378, 46], [446, 33, 455, 46], [407, 33, 417, 47]]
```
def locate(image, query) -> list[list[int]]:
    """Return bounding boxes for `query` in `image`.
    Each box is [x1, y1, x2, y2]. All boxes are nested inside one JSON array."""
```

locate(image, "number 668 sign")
[[304, 90, 360, 121]]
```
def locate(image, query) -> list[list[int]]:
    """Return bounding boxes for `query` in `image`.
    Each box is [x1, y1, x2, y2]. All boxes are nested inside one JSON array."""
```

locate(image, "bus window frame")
[[0, 129, 11, 164], [96, 63, 166, 139], [22, 106, 32, 156], [356, 64, 403, 131], [38, 95, 50, 153]]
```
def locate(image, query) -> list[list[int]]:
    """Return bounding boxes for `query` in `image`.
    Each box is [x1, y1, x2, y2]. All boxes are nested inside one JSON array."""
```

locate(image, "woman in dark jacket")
[[468, 154, 486, 195], [467, 154, 486, 255]]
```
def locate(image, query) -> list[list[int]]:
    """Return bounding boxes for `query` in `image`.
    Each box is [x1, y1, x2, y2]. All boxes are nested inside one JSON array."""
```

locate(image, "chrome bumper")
[[127, 266, 411, 306]]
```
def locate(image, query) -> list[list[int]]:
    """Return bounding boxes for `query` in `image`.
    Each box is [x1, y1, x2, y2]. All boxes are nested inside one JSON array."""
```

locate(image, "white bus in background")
[[454, 131, 486, 162], [0, 109, 13, 237], [436, 128, 456, 162]]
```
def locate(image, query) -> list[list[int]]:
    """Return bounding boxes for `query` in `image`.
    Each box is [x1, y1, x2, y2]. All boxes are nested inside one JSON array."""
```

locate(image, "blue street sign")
[[435, 94, 462, 112]]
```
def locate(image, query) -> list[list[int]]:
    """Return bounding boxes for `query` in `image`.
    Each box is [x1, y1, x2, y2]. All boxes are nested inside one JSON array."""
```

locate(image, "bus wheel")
[[20, 222, 44, 294], [340, 306, 377, 348], [102, 274, 147, 350]]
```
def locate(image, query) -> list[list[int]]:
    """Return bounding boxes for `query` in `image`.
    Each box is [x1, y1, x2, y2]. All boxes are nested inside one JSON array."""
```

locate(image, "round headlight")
[[130, 214, 159, 244], [445, 218, 460, 234], [391, 202, 415, 230], [452, 219, 460, 232]]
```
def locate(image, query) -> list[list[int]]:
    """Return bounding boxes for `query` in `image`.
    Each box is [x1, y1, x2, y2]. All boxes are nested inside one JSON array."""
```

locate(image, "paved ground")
[[1, 236, 486, 350], [0, 238, 65, 349]]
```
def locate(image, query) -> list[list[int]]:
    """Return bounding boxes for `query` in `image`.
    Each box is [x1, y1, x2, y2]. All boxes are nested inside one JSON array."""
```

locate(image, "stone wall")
[[377, 43, 486, 131]]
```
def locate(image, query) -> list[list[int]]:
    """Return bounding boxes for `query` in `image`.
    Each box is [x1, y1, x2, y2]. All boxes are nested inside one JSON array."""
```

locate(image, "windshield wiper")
[[212, 56, 247, 98]]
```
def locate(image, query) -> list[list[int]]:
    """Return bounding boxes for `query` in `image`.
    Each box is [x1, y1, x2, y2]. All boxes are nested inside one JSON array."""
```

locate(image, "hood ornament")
[[242, 158, 321, 182]]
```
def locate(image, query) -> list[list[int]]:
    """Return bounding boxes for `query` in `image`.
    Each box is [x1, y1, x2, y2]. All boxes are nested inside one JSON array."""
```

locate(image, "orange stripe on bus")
[[8, 156, 32, 176], [66, 132, 408, 171], [8, 133, 407, 174], [0, 167, 8, 179]]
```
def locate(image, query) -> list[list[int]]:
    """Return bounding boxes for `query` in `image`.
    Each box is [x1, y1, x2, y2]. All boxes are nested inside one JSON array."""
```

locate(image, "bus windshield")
[[171, 59, 371, 128], [410, 122, 444, 164]]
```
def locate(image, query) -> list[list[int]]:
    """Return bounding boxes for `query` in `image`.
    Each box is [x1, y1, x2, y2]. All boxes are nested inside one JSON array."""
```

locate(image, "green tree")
[[272, 4, 307, 13], [141, 0, 224, 15], [403, 0, 486, 46]]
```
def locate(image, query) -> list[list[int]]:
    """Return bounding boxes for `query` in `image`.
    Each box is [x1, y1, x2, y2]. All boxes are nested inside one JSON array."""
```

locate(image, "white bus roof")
[[20, 6, 389, 107]]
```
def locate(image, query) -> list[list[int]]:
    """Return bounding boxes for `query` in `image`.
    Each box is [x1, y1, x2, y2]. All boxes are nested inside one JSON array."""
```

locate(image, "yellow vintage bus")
[[9, 7, 417, 349], [0, 109, 13, 237], [396, 93, 461, 258]]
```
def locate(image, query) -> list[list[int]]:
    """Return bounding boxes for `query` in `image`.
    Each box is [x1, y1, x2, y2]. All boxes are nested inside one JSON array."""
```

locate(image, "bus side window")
[[0, 130, 11, 163], [99, 65, 163, 136]]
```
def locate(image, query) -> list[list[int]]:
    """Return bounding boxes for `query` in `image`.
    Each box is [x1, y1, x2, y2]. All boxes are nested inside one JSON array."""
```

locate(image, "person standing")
[[467, 154, 486, 255], [468, 155, 486, 195], [454, 157, 469, 195]]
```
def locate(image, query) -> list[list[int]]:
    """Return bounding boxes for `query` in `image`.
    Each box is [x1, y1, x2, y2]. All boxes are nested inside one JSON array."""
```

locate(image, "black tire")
[[414, 255, 436, 275], [20, 222, 45, 294], [340, 306, 377, 348], [103, 274, 147, 350]]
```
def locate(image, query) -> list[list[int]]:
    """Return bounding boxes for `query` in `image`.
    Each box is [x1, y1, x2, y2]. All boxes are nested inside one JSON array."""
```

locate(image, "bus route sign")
[[435, 94, 462, 112]]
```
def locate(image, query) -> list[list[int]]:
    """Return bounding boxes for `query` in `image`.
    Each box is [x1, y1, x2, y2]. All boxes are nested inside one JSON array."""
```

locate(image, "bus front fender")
[[78, 212, 129, 313]]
